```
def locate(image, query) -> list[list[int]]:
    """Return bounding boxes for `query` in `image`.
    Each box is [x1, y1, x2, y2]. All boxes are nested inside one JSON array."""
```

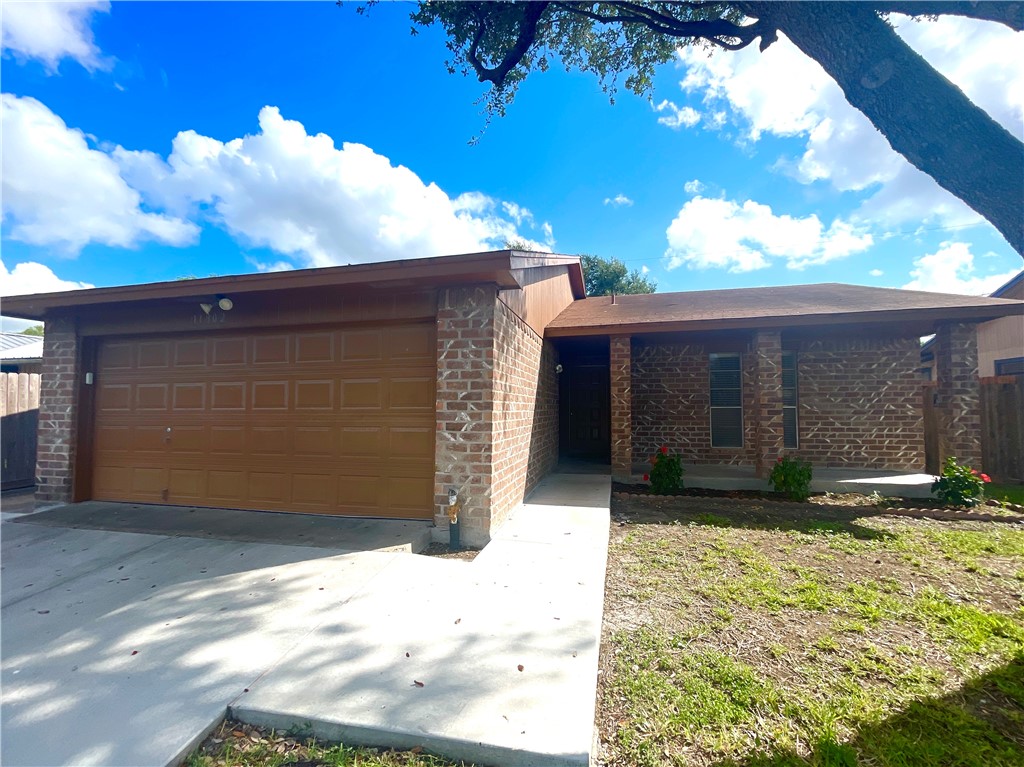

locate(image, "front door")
[[567, 364, 610, 461]]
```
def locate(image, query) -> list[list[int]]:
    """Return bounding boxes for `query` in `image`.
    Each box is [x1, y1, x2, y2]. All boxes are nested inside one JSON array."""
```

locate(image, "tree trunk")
[[748, 2, 1023, 257]]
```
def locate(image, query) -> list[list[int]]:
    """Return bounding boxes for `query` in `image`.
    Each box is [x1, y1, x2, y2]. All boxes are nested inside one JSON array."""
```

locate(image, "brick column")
[[934, 322, 981, 467], [610, 335, 632, 481], [36, 317, 80, 505], [753, 330, 785, 478], [434, 286, 496, 547]]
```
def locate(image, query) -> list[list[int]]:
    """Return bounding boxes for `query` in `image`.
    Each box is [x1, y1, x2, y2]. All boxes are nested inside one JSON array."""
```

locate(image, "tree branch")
[[467, 2, 549, 85], [870, 1, 1024, 30]]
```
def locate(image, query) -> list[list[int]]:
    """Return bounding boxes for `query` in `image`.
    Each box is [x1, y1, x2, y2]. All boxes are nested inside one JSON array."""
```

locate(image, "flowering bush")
[[769, 455, 813, 501], [644, 445, 684, 494], [932, 456, 990, 507]]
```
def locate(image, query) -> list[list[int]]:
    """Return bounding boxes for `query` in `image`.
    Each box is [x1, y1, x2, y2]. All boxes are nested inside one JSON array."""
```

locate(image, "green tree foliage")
[[394, 2, 1023, 256], [581, 254, 656, 296], [19, 325, 44, 336]]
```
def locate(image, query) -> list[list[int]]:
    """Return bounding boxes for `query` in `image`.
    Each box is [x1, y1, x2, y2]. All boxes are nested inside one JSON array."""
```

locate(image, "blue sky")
[[1, 2, 1022, 330]]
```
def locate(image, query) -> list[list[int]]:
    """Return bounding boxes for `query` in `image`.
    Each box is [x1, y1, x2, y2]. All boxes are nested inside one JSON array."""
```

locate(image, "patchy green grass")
[[988, 483, 1024, 506], [184, 721, 470, 767], [599, 496, 1024, 766]]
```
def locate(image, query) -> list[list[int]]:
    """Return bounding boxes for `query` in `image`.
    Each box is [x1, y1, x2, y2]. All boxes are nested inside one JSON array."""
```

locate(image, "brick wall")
[[632, 333, 925, 471], [434, 287, 496, 545], [933, 322, 981, 466], [632, 340, 757, 465], [610, 335, 632, 479], [796, 336, 924, 470], [434, 288, 559, 546], [490, 300, 559, 531], [35, 317, 80, 505], [753, 330, 784, 477]]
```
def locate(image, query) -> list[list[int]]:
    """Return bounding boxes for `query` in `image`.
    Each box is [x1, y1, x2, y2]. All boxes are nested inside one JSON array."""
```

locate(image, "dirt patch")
[[419, 542, 479, 561], [596, 493, 1024, 766]]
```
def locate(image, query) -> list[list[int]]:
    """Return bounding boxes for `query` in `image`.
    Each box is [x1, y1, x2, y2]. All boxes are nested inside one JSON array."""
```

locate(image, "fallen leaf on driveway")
[[454, 618, 461, 624], [130, 650, 138, 656], [37, 610, 49, 615], [517, 664, 524, 672], [413, 680, 425, 687]]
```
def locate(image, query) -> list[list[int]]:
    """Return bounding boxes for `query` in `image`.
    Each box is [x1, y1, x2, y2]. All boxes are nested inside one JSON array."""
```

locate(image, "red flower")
[[981, 474, 991, 483], [777, 456, 784, 463], [971, 469, 978, 475], [642, 474, 650, 482], [660, 445, 669, 455]]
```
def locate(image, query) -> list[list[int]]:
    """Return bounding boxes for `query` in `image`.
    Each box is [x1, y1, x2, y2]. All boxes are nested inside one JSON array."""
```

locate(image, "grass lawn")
[[598, 494, 1024, 766], [989, 484, 1024, 506]]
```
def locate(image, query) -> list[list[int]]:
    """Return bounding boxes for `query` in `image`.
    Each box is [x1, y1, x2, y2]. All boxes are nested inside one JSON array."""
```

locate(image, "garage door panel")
[[136, 384, 169, 411], [212, 337, 247, 366], [97, 384, 131, 412], [172, 383, 206, 410], [207, 470, 245, 503], [210, 426, 245, 454], [296, 332, 334, 363], [138, 341, 170, 368], [390, 378, 434, 409], [248, 472, 289, 504], [168, 469, 205, 500], [249, 427, 290, 456], [253, 335, 289, 365], [252, 380, 289, 410], [211, 382, 246, 410], [295, 380, 334, 410], [341, 379, 382, 409], [174, 339, 207, 367], [92, 322, 435, 519]]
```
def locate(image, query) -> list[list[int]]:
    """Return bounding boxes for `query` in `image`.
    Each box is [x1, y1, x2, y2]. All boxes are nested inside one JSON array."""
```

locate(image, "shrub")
[[644, 446, 684, 494], [932, 456, 991, 508], [769, 455, 813, 501]]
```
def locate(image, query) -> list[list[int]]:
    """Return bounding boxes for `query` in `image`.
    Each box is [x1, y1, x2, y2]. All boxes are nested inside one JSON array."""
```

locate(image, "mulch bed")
[[611, 483, 1024, 525]]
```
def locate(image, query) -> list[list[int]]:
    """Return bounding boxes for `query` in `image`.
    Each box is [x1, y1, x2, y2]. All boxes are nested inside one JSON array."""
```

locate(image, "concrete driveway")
[[1, 474, 610, 767]]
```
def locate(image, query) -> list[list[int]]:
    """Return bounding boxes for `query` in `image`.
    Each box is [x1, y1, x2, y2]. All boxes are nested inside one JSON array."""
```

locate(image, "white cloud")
[[870, 269, 884, 277], [1, 94, 198, 254], [1, 1, 111, 73], [114, 106, 551, 267], [683, 179, 705, 195], [664, 195, 873, 273], [902, 242, 1020, 295], [1, 259, 94, 297], [641, 265, 650, 274], [603, 194, 634, 207], [673, 17, 1023, 232], [654, 99, 700, 129]]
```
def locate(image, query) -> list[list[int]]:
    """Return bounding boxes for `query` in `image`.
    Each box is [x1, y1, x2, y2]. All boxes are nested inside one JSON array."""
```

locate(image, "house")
[[978, 270, 1024, 376], [3, 250, 1023, 545], [920, 269, 1024, 380], [0, 332, 44, 374]]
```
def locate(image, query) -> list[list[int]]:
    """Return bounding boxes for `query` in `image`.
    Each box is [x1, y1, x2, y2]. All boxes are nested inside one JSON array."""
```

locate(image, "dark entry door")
[[567, 364, 610, 460]]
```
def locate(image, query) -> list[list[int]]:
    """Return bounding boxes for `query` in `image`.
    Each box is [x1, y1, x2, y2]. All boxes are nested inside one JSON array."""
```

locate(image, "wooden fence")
[[1, 372, 40, 490], [980, 375, 1024, 483]]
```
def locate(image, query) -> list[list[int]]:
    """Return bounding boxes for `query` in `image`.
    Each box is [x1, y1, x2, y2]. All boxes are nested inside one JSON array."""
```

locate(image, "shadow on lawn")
[[713, 655, 1024, 767]]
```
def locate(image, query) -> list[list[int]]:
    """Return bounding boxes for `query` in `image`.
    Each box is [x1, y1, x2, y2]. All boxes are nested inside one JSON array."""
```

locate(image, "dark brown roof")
[[1, 250, 585, 321], [547, 282, 1024, 337]]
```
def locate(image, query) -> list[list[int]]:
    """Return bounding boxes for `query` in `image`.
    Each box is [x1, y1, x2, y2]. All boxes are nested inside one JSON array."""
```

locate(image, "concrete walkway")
[[1, 473, 610, 767]]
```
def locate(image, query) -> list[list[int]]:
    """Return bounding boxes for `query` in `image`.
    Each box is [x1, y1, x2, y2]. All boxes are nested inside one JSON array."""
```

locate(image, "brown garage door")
[[91, 323, 436, 519]]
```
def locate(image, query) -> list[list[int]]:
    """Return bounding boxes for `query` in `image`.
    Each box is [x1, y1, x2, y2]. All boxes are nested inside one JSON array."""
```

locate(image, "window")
[[782, 352, 798, 449], [995, 357, 1024, 375], [710, 353, 743, 447]]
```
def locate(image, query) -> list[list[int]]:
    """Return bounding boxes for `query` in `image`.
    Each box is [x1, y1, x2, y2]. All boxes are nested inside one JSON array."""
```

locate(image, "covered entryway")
[[89, 323, 436, 519], [556, 337, 611, 465]]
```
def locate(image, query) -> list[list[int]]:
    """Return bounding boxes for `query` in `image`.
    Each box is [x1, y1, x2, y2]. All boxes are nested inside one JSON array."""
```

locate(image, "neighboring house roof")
[[0, 250, 587, 321], [991, 270, 1024, 300], [548, 283, 1024, 337], [0, 333, 44, 360]]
